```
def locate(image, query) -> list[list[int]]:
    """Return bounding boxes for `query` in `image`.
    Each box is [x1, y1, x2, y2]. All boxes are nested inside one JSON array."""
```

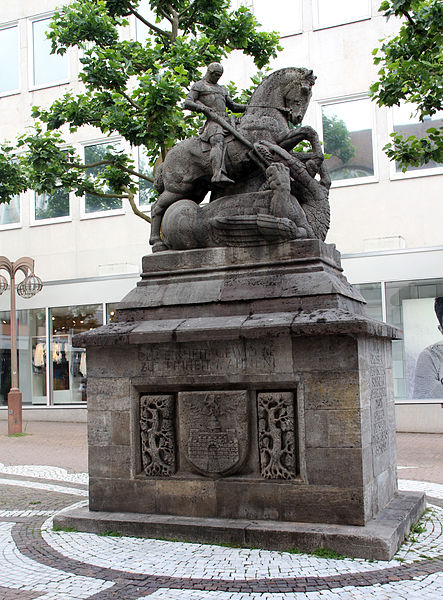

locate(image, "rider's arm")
[[184, 88, 211, 115], [226, 95, 247, 113]]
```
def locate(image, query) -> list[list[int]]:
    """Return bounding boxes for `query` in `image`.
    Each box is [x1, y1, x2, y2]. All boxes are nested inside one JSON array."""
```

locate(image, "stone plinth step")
[[54, 491, 425, 561]]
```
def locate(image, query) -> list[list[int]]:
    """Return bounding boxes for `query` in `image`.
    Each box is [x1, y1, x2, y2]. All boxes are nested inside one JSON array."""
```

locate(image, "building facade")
[[1, 0, 442, 428]]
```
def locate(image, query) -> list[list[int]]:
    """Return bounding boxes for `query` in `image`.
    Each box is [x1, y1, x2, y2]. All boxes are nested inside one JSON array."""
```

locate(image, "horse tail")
[[154, 163, 165, 193]]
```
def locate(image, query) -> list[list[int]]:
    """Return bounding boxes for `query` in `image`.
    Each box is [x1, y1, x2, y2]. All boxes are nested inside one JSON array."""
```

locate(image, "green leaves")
[[371, 0, 443, 168], [0, 0, 281, 209]]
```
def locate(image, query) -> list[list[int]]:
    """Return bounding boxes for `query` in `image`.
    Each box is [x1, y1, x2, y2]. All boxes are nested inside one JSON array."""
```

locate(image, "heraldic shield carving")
[[178, 390, 249, 476]]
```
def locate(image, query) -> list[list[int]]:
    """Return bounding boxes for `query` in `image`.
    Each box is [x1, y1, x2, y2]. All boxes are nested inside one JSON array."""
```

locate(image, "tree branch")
[[403, 10, 416, 28], [130, 8, 171, 39], [123, 186, 152, 223], [89, 190, 130, 199], [67, 160, 154, 183], [119, 90, 142, 111]]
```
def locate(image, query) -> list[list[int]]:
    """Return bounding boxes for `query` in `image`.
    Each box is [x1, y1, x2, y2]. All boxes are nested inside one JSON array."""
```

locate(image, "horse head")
[[248, 67, 316, 126]]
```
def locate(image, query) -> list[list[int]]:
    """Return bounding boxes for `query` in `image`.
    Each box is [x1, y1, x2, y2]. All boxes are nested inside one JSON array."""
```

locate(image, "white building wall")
[[0, 1, 442, 428]]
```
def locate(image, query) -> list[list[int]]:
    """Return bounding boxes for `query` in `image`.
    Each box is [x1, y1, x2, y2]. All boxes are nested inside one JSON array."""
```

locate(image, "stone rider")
[[184, 62, 247, 185]]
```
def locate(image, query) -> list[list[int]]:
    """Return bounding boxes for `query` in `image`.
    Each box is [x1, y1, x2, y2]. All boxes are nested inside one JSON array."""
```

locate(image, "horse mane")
[[248, 67, 316, 107]]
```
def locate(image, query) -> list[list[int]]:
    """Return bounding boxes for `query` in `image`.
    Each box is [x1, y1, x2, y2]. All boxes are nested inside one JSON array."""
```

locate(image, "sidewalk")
[[0, 423, 442, 599]]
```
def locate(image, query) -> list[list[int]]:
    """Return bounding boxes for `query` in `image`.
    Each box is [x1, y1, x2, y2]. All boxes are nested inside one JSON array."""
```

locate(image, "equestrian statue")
[[149, 64, 331, 252]]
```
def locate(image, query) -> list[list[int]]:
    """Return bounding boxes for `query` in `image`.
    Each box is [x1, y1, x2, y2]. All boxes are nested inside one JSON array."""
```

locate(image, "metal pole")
[[7, 266, 23, 435], [9, 269, 18, 391], [0, 256, 42, 435]]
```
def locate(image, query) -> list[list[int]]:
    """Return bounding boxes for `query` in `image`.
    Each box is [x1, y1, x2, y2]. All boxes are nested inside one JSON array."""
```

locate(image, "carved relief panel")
[[178, 390, 249, 477], [257, 392, 296, 479], [140, 394, 176, 476]]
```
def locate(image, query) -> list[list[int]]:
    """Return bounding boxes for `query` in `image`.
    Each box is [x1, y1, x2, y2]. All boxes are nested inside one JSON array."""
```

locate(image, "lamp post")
[[0, 257, 43, 435]]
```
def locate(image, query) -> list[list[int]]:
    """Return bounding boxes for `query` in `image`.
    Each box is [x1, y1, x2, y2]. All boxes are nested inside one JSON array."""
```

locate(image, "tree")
[[370, 0, 443, 171], [0, 0, 281, 221], [322, 114, 355, 165]]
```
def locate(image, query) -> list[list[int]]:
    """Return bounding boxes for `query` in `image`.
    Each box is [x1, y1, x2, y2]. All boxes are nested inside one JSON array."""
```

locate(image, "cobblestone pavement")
[[0, 463, 442, 599]]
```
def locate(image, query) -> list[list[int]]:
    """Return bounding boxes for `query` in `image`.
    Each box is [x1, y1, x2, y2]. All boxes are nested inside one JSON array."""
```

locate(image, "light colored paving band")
[[0, 477, 88, 497], [0, 469, 442, 599]]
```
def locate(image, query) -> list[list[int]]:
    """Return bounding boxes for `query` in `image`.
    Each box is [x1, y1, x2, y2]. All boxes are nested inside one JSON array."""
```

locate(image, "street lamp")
[[0, 257, 43, 435]]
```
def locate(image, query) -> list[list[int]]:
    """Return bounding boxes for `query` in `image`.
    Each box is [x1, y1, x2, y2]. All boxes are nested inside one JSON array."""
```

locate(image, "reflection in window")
[[32, 17, 68, 87], [315, 0, 370, 28], [0, 196, 20, 226], [253, 0, 302, 36], [322, 98, 374, 182], [392, 104, 443, 173], [84, 142, 123, 214], [35, 189, 70, 221], [50, 304, 103, 404], [386, 279, 443, 400], [353, 283, 383, 322], [0, 25, 19, 93], [138, 148, 154, 208]]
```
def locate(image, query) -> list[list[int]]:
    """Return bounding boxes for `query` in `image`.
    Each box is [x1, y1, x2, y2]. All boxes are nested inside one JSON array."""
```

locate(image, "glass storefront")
[[1, 286, 442, 407], [357, 278, 443, 401], [50, 304, 103, 404], [0, 303, 109, 406]]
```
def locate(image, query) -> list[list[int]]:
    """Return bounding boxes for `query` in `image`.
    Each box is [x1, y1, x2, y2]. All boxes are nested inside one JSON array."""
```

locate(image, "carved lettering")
[[257, 392, 296, 479], [138, 341, 276, 375], [368, 346, 389, 456], [140, 395, 176, 476]]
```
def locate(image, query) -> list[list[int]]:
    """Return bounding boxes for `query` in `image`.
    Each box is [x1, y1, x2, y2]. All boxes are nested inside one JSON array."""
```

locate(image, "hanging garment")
[[79, 352, 87, 377], [34, 343, 45, 367], [53, 342, 62, 364]]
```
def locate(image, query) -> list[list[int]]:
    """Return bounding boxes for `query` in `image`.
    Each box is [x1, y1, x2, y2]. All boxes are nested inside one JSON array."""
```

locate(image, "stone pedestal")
[[56, 240, 425, 559]]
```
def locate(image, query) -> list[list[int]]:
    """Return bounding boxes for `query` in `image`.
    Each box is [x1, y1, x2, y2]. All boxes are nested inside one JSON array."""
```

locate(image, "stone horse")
[[150, 67, 325, 251]]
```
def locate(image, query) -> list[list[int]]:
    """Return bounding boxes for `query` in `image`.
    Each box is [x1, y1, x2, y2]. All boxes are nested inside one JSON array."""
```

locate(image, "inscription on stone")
[[178, 390, 248, 476], [369, 346, 389, 456], [257, 392, 296, 479], [140, 395, 176, 476], [138, 340, 276, 376]]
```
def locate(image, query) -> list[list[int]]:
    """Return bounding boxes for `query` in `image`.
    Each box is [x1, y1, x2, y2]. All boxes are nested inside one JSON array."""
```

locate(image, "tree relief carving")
[[257, 392, 296, 479], [140, 394, 176, 477]]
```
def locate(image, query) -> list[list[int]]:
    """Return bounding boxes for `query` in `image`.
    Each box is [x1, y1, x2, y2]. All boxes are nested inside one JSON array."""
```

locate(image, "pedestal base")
[[54, 491, 425, 561], [74, 241, 409, 558]]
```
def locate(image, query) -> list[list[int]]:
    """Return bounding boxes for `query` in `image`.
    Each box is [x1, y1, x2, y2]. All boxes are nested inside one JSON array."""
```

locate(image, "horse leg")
[[149, 191, 185, 252]]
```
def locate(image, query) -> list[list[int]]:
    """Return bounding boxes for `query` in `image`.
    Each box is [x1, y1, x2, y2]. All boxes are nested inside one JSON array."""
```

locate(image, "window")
[[0, 309, 47, 406], [314, 0, 370, 29], [353, 283, 383, 322], [253, 0, 302, 37], [83, 142, 124, 216], [391, 103, 443, 176], [0, 24, 19, 94], [321, 97, 376, 185], [33, 189, 70, 223], [0, 196, 20, 227], [138, 148, 154, 208], [50, 304, 103, 404], [32, 16, 68, 87], [386, 279, 443, 401]]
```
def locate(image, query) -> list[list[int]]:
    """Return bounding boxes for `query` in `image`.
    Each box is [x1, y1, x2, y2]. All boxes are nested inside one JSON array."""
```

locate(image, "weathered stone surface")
[[149, 67, 330, 252], [178, 390, 249, 477], [257, 392, 296, 479], [74, 240, 412, 559], [59, 491, 426, 561], [140, 395, 176, 477]]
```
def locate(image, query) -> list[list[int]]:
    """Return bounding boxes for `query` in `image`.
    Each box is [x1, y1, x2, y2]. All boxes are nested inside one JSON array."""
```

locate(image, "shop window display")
[[50, 304, 103, 404], [0, 309, 46, 406]]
